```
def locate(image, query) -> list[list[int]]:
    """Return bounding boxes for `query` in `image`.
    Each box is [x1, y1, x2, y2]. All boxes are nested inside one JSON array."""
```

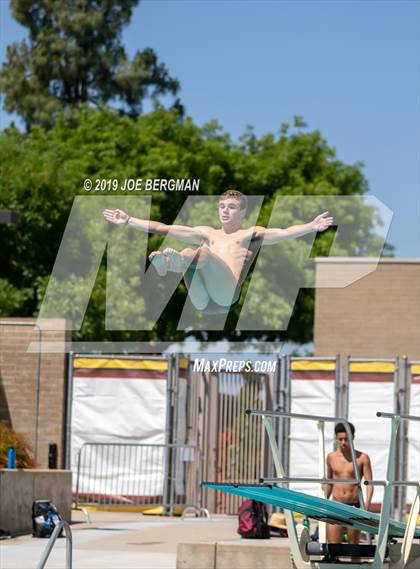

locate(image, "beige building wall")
[[314, 258, 420, 360], [0, 318, 71, 468]]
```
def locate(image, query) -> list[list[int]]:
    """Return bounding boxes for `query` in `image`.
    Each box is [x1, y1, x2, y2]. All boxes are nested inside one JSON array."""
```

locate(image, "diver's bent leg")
[[149, 251, 169, 276], [162, 247, 196, 272], [183, 267, 210, 310], [179, 247, 239, 307], [149, 247, 199, 277], [197, 250, 239, 306], [160, 246, 240, 308]]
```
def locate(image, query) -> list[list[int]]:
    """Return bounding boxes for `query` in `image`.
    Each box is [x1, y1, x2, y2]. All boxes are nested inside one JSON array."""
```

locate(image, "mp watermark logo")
[[33, 194, 392, 353]]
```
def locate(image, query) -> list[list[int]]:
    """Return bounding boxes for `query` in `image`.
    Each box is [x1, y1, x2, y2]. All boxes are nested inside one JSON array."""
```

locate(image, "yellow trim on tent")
[[291, 361, 336, 371], [74, 358, 168, 371], [179, 358, 189, 369], [411, 364, 420, 375], [73, 504, 184, 515], [349, 362, 395, 373]]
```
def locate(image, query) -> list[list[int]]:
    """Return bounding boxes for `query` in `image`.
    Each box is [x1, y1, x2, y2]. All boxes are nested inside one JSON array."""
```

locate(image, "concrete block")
[[177, 542, 216, 569], [0, 469, 72, 535], [177, 541, 291, 569], [216, 541, 290, 569]]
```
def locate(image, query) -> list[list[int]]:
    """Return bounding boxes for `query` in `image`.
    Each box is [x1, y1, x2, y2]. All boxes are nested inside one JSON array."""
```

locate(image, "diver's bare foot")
[[163, 248, 187, 272], [149, 251, 168, 276]]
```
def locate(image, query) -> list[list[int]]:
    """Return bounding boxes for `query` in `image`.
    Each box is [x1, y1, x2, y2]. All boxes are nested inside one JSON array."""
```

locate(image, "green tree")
[[0, 0, 180, 129], [0, 107, 391, 345], [0, 421, 36, 468]]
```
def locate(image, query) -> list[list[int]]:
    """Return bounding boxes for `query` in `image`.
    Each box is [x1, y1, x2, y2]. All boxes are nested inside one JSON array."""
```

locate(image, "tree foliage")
[[0, 107, 390, 345], [0, 421, 36, 468], [0, 0, 180, 129]]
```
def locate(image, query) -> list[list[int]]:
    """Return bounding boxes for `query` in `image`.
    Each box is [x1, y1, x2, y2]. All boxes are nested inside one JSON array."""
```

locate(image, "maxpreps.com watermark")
[[192, 358, 277, 373], [83, 178, 200, 192]]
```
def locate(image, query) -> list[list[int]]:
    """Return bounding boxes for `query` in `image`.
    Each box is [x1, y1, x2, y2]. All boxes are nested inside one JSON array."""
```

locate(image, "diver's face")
[[336, 432, 351, 452], [218, 198, 244, 225]]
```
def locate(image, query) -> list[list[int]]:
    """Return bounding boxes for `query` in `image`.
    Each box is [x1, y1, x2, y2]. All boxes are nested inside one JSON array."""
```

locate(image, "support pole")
[[317, 420, 327, 542]]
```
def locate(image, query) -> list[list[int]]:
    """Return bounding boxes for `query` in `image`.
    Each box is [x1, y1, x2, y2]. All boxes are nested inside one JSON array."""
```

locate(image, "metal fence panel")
[[74, 442, 201, 511], [215, 373, 269, 514]]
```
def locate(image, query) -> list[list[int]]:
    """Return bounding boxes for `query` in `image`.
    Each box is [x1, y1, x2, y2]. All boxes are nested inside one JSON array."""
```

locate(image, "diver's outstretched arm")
[[102, 208, 207, 245], [253, 211, 334, 244]]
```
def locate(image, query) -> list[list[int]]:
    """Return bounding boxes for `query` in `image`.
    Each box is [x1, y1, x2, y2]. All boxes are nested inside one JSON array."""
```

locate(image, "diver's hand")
[[311, 211, 334, 232], [102, 209, 129, 225]]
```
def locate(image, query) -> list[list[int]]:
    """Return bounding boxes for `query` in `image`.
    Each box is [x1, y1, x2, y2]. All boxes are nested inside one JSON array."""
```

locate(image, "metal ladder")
[[36, 520, 72, 569]]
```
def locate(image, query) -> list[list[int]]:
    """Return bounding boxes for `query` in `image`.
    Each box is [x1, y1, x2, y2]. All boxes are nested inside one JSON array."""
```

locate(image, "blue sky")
[[1, 0, 419, 257]]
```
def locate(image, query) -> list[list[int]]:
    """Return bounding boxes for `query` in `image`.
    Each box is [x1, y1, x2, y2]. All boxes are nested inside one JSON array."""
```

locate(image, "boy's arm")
[[362, 454, 373, 510], [102, 209, 208, 245], [252, 211, 333, 244]]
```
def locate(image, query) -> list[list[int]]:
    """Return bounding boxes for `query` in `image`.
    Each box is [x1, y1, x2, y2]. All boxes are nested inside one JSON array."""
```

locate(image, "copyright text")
[[83, 178, 200, 192]]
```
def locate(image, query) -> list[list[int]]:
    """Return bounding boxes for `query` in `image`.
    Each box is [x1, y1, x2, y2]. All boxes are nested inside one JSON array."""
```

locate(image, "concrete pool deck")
[[0, 510, 291, 569]]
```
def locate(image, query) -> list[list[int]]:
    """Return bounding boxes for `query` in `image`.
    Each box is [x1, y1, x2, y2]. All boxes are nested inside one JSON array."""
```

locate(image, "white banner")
[[407, 377, 420, 502], [290, 372, 335, 496], [348, 379, 394, 504], [70, 357, 169, 497]]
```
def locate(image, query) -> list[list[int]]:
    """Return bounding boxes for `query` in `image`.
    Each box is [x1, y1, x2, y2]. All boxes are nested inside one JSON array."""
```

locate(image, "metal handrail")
[[364, 480, 420, 487], [36, 520, 72, 569], [261, 477, 360, 485], [369, 411, 420, 567], [377, 411, 420, 421], [246, 408, 348, 423]]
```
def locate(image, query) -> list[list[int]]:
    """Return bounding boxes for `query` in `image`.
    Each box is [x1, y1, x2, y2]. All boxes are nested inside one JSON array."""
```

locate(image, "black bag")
[[32, 500, 62, 538], [237, 499, 270, 539]]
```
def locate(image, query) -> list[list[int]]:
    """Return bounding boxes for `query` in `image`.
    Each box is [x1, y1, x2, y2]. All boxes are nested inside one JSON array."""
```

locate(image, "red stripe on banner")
[[291, 372, 336, 380], [178, 372, 189, 380], [73, 369, 167, 380], [349, 373, 394, 383], [411, 376, 420, 384]]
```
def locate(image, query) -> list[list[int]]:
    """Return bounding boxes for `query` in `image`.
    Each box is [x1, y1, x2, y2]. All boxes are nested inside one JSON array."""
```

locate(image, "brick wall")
[[314, 259, 420, 359], [0, 318, 71, 468]]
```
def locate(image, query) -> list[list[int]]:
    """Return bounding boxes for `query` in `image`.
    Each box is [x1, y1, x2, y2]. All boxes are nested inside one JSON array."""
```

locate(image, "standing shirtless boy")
[[326, 422, 373, 545], [103, 190, 333, 314]]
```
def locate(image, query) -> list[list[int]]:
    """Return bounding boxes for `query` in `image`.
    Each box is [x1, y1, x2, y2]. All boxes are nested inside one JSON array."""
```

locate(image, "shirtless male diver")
[[102, 190, 333, 314], [326, 422, 373, 545]]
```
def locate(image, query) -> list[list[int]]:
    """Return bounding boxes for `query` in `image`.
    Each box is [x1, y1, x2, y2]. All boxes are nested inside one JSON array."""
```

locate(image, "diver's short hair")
[[335, 422, 355, 437], [219, 189, 248, 211]]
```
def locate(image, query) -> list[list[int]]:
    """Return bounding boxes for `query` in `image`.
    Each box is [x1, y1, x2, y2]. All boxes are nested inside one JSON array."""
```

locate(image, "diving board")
[[202, 482, 420, 539], [204, 409, 420, 569]]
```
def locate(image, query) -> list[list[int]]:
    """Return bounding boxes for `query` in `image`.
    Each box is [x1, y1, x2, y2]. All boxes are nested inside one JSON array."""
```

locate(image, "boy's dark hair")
[[335, 422, 355, 437], [219, 189, 248, 211]]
